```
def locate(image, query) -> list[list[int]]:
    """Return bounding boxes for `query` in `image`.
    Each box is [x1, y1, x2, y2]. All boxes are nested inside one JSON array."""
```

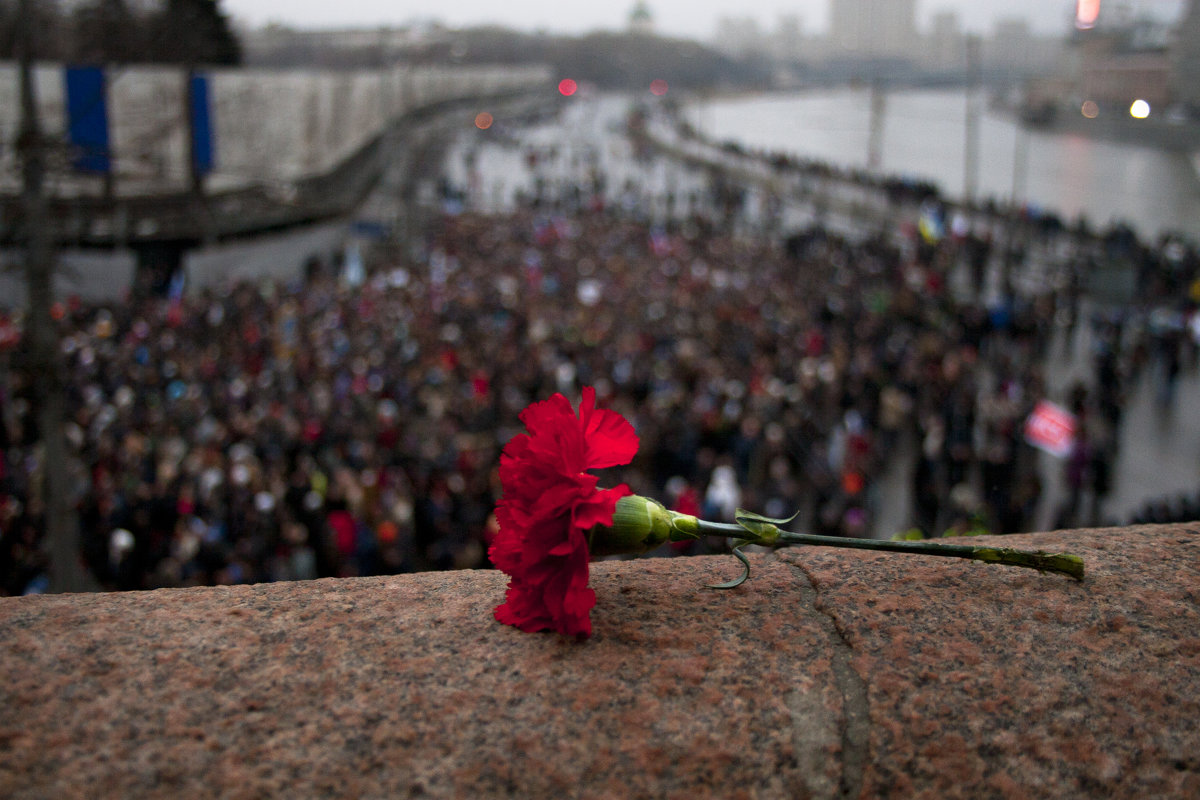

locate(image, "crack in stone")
[[789, 560, 869, 800]]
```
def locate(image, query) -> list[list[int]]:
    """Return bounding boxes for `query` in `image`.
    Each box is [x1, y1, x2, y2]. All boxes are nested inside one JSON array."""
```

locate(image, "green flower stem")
[[692, 520, 1085, 581], [591, 497, 1084, 587]]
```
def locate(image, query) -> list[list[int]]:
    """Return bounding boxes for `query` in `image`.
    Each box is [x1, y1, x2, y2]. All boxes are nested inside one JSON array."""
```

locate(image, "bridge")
[[0, 63, 551, 256]]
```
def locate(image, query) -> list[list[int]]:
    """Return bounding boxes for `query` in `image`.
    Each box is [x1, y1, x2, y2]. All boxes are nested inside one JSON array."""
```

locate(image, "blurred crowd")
[[1, 178, 1198, 595]]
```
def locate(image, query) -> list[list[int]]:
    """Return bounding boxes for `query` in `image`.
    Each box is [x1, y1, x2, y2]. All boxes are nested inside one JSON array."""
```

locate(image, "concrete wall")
[[0, 62, 550, 197], [0, 221, 336, 309], [0, 248, 137, 307], [182, 220, 346, 290]]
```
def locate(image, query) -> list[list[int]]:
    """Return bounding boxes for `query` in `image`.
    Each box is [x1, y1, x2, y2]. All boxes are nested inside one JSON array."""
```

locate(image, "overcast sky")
[[221, 1, 1181, 40]]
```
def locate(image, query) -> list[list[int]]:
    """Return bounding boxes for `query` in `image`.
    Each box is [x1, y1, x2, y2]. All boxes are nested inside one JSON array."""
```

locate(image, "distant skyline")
[[222, 0, 1185, 40]]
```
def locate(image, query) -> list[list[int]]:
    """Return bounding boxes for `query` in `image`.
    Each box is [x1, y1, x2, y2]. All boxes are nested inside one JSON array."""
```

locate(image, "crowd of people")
[[2, 118, 1198, 596]]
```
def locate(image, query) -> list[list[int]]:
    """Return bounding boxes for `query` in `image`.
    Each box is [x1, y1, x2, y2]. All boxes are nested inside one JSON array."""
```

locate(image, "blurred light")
[[474, 112, 493, 129], [558, 79, 577, 97], [377, 520, 399, 544], [1130, 99, 1150, 119], [1076, 0, 1100, 29], [649, 79, 668, 96], [1081, 100, 1099, 119]]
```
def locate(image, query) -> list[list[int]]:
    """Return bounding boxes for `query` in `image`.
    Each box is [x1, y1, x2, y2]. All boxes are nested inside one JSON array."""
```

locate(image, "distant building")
[[828, 0, 918, 58], [240, 24, 443, 67], [1170, 0, 1200, 108], [712, 14, 806, 63], [983, 18, 1065, 82], [923, 10, 965, 71], [772, 14, 805, 62], [1069, 16, 1173, 109], [712, 16, 764, 59], [1081, 49, 1171, 108], [628, 1, 655, 35]]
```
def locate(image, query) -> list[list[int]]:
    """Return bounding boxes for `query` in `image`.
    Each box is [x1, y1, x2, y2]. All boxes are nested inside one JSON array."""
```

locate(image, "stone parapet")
[[2, 524, 1198, 798]]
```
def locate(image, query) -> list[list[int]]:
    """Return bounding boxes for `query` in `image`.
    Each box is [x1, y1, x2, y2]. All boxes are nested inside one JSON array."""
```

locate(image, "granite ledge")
[[2, 523, 1199, 799]]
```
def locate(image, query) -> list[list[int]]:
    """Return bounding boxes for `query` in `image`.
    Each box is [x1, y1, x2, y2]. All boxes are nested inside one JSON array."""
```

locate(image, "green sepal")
[[892, 529, 925, 541], [589, 495, 675, 556], [733, 508, 797, 545]]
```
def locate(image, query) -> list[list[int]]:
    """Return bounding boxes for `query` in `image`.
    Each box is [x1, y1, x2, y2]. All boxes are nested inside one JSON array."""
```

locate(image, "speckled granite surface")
[[2, 524, 1199, 799]]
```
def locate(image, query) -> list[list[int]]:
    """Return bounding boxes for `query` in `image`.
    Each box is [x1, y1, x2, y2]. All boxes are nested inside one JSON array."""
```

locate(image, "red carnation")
[[490, 389, 1084, 638], [489, 387, 638, 637]]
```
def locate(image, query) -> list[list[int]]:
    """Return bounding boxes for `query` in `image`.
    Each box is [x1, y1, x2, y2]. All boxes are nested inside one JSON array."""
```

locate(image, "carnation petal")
[[573, 484, 633, 532], [487, 522, 523, 574], [518, 393, 586, 471], [579, 388, 639, 470], [494, 592, 553, 633]]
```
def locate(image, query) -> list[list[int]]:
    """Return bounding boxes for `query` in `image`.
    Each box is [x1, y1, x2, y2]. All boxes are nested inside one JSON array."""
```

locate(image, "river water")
[[694, 88, 1200, 242]]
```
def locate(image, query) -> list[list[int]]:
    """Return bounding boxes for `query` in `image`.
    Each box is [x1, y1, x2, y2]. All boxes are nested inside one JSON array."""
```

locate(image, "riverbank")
[[689, 88, 1200, 242]]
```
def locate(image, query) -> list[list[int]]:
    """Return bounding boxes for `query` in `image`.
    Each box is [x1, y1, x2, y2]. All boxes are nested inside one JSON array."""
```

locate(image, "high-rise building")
[[1170, 0, 1200, 107], [924, 10, 965, 71], [985, 18, 1065, 80], [772, 13, 805, 62], [712, 16, 764, 58], [828, 0, 918, 58]]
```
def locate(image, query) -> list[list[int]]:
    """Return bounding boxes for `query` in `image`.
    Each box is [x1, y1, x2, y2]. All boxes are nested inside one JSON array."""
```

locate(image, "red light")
[[558, 79, 578, 97], [474, 112, 493, 130], [1076, 0, 1100, 29], [649, 79, 668, 96]]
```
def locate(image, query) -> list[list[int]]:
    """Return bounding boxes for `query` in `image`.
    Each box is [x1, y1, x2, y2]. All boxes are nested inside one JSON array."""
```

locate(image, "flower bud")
[[586, 494, 699, 556]]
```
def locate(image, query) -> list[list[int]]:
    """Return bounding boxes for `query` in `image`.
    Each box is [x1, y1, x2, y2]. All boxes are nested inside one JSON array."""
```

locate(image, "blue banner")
[[64, 66, 111, 174], [189, 72, 214, 175]]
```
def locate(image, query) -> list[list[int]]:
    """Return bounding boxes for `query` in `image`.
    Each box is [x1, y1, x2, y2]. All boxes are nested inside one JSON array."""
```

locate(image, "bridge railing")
[[0, 523, 1195, 798]]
